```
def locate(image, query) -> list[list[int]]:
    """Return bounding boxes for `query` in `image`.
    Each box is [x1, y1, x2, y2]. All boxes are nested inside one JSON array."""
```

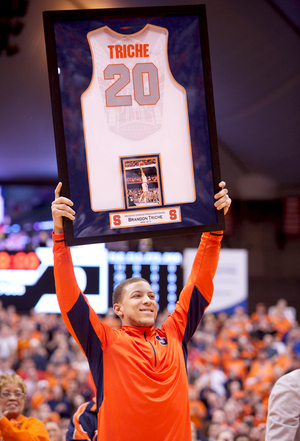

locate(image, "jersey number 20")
[[104, 62, 160, 107]]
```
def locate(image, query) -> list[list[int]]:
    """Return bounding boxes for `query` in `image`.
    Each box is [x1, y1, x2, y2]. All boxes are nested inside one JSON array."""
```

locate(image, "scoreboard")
[[0, 245, 183, 314]]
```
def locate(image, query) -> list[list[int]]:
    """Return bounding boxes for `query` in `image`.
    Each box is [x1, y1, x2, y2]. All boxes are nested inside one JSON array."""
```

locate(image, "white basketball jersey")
[[81, 24, 195, 211]]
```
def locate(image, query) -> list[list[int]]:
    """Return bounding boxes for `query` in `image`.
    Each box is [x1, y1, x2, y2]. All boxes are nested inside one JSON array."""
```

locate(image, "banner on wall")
[[183, 248, 248, 314]]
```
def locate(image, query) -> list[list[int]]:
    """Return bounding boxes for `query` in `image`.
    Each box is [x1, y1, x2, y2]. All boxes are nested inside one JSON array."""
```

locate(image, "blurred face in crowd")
[[45, 421, 62, 441], [235, 436, 250, 441], [212, 409, 226, 425], [208, 423, 221, 439], [217, 429, 234, 441]]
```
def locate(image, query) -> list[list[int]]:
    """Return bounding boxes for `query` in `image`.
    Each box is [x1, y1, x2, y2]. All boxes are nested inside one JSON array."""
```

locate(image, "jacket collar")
[[122, 325, 156, 339]]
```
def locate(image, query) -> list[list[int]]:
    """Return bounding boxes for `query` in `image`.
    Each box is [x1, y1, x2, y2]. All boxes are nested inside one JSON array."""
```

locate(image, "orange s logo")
[[169, 209, 177, 220], [113, 215, 121, 226]]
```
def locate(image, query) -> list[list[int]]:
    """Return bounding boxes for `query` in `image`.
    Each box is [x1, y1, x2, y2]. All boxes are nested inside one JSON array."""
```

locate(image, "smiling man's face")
[[113, 280, 158, 327]]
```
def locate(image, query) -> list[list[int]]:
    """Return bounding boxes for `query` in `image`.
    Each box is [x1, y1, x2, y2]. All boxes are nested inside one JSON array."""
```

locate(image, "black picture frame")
[[43, 4, 224, 246]]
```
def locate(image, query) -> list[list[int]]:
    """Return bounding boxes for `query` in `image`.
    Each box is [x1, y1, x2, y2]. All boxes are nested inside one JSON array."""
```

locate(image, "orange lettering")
[[127, 44, 134, 58], [108, 44, 150, 59], [144, 44, 149, 57], [135, 43, 143, 57], [115, 45, 123, 59], [108, 45, 114, 59]]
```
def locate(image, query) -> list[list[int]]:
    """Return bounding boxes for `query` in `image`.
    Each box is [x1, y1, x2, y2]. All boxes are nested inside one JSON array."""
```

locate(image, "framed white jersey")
[[82, 24, 195, 211], [44, 5, 224, 246]]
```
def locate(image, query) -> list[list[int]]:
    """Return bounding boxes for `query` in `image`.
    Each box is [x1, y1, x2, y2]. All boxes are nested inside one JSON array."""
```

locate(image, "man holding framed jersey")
[[51, 181, 231, 441]]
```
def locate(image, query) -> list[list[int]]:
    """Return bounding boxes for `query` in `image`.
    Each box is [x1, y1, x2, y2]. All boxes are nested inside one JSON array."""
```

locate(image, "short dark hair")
[[112, 277, 149, 305]]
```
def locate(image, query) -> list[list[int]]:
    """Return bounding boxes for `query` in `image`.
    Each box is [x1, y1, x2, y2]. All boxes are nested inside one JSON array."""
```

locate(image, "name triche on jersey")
[[107, 44, 150, 59]]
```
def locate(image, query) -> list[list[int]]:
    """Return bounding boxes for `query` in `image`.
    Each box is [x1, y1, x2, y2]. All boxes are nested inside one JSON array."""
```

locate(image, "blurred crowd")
[[0, 297, 299, 441]]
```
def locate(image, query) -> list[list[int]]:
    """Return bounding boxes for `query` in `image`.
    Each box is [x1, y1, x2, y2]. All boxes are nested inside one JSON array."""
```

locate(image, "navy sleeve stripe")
[[182, 286, 209, 367], [67, 293, 104, 410]]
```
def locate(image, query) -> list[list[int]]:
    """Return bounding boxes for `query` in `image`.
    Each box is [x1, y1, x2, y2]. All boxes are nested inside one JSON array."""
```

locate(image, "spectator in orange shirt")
[[222, 348, 248, 383], [215, 334, 238, 363], [231, 306, 252, 330], [43, 362, 59, 390], [196, 337, 222, 369], [245, 349, 274, 395], [31, 402, 60, 425], [236, 335, 256, 366], [189, 385, 207, 435], [250, 303, 268, 323], [269, 305, 292, 339], [253, 401, 267, 426], [226, 380, 243, 399], [250, 303, 274, 340], [31, 380, 51, 409], [268, 298, 296, 323], [0, 373, 50, 441]]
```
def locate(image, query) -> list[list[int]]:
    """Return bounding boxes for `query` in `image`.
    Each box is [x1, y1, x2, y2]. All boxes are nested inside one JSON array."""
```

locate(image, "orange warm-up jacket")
[[53, 231, 222, 441], [0, 414, 50, 441]]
